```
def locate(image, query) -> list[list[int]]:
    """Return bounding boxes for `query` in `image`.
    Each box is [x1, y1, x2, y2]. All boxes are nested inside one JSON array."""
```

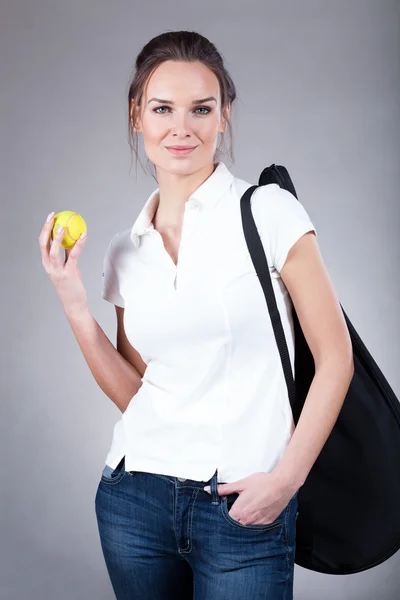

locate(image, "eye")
[[153, 106, 211, 115], [194, 107, 211, 115], [153, 106, 170, 114]]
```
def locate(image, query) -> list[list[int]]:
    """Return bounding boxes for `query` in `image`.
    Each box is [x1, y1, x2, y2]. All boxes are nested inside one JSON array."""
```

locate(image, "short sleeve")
[[101, 235, 125, 308], [252, 184, 317, 274]]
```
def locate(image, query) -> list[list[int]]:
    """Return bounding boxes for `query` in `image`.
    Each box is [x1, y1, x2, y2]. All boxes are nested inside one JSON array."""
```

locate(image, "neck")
[[153, 162, 217, 230]]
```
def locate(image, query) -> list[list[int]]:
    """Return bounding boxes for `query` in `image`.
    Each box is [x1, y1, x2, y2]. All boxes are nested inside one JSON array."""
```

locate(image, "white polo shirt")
[[101, 161, 317, 483]]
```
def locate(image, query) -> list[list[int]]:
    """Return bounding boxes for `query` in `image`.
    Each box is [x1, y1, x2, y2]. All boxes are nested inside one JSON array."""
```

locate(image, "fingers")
[[64, 231, 87, 267], [38, 212, 55, 269], [49, 222, 65, 263]]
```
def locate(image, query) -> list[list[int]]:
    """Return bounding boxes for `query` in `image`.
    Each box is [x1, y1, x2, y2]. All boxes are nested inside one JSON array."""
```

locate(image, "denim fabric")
[[95, 456, 298, 599]]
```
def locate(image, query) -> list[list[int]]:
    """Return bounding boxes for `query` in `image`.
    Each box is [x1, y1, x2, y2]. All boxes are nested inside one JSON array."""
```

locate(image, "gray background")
[[1, 0, 399, 598]]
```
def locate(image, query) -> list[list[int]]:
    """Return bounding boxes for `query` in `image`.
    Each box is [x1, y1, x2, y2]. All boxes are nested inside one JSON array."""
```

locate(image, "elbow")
[[315, 351, 354, 379]]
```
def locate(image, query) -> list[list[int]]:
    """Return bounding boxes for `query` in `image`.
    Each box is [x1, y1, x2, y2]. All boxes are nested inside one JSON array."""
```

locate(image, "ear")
[[130, 100, 142, 133], [219, 103, 231, 134]]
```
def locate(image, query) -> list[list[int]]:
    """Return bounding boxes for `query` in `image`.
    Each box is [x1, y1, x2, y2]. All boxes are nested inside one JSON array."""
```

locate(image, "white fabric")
[[101, 161, 317, 483]]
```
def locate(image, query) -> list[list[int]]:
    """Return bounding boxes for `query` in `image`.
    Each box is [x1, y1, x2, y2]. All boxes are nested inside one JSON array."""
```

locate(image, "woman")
[[38, 30, 354, 600]]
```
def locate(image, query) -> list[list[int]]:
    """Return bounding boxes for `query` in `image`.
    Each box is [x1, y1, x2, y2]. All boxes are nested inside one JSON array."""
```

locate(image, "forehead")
[[144, 60, 220, 101]]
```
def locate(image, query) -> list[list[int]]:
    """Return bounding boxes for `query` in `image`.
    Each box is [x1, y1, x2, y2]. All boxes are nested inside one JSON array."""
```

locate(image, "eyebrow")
[[148, 96, 217, 105]]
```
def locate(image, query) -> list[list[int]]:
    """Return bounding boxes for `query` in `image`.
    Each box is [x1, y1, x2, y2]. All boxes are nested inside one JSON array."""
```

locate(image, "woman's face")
[[132, 60, 229, 176]]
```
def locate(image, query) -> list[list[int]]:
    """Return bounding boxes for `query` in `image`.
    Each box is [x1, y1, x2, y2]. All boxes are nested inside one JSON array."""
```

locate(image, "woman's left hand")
[[204, 471, 298, 526]]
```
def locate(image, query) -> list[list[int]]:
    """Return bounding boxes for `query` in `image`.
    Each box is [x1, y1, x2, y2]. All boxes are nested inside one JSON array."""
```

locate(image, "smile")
[[166, 147, 197, 156]]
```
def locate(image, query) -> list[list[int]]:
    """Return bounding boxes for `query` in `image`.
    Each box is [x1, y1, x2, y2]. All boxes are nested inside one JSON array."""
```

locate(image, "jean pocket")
[[220, 493, 284, 532], [100, 457, 126, 485]]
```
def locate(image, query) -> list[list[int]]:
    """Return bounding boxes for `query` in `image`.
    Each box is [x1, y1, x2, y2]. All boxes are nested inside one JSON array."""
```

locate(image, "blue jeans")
[[95, 456, 298, 599]]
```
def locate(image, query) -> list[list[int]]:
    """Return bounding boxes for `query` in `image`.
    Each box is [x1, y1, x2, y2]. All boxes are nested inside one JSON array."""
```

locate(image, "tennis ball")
[[51, 211, 87, 250]]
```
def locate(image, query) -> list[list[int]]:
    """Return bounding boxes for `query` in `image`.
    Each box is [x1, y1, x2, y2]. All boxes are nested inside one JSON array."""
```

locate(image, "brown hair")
[[127, 30, 237, 180]]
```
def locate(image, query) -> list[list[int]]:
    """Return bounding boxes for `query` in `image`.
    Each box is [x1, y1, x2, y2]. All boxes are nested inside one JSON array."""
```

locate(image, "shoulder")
[[232, 174, 291, 221], [233, 174, 312, 226], [109, 228, 133, 252], [231, 173, 316, 273], [104, 228, 136, 270]]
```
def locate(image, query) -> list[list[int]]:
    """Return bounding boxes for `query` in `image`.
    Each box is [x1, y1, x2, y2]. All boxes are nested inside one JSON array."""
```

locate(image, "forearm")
[[273, 356, 354, 491], [64, 304, 143, 413]]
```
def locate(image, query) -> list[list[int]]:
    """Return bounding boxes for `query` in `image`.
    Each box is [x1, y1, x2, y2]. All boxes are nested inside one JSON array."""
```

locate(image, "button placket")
[[173, 203, 201, 291]]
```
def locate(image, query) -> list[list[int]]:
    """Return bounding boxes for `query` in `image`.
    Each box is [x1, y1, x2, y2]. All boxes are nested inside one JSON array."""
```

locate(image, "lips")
[[166, 146, 197, 156]]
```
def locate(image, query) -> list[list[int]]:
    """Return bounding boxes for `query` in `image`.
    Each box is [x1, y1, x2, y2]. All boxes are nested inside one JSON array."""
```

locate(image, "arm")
[[114, 306, 148, 379], [64, 304, 143, 413], [272, 231, 355, 491], [38, 214, 142, 413]]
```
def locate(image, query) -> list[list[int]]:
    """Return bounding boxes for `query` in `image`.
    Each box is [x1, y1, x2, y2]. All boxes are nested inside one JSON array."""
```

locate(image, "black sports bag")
[[240, 164, 400, 575]]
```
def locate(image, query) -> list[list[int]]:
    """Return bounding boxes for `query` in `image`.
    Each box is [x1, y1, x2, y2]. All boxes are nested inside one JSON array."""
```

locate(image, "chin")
[[159, 159, 198, 173]]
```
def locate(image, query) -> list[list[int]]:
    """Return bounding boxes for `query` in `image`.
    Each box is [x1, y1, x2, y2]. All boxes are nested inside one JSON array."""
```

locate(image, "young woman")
[[38, 30, 354, 600]]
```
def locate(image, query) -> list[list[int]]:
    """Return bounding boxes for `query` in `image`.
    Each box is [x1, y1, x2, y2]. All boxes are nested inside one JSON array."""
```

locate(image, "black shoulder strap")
[[258, 163, 299, 199], [240, 177, 298, 416]]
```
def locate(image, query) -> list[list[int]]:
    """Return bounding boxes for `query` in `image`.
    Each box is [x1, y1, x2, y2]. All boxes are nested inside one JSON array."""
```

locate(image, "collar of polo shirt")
[[130, 161, 234, 248]]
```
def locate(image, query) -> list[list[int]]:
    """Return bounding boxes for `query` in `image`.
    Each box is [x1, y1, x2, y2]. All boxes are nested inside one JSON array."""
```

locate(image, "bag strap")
[[240, 175, 298, 416]]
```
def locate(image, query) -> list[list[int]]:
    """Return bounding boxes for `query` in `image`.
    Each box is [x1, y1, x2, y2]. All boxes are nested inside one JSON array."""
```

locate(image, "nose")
[[170, 110, 192, 137]]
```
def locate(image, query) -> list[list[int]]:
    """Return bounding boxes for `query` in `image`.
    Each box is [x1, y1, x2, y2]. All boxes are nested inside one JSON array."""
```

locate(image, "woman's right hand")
[[38, 212, 89, 313]]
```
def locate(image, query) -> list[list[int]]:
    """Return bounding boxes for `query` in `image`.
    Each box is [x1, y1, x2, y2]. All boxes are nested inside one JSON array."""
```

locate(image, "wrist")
[[271, 463, 306, 495], [63, 302, 90, 321]]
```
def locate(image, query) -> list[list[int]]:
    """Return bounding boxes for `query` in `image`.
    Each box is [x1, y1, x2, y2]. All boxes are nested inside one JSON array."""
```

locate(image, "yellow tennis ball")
[[51, 211, 87, 249]]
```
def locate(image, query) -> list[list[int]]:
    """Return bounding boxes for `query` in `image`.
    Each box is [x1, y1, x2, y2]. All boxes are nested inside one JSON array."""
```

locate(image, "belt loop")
[[210, 468, 219, 505]]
